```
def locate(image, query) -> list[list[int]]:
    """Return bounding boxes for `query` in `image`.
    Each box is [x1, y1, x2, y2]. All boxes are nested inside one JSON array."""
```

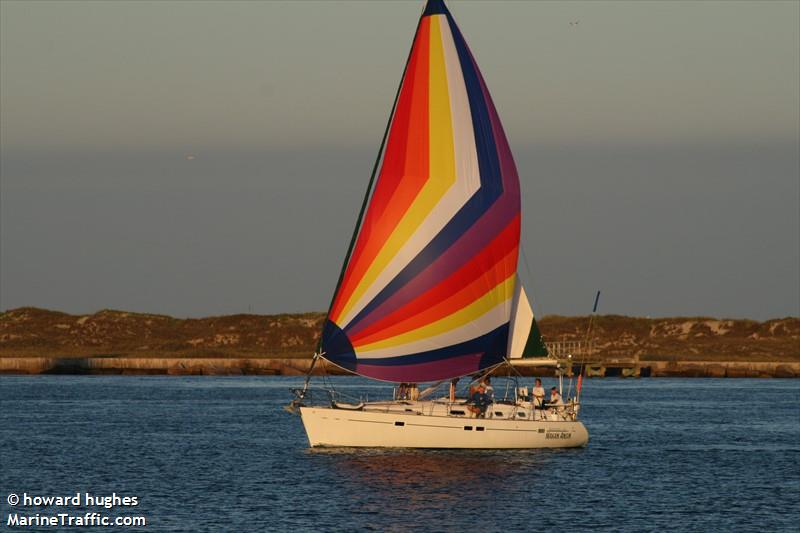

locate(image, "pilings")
[[567, 360, 799, 378]]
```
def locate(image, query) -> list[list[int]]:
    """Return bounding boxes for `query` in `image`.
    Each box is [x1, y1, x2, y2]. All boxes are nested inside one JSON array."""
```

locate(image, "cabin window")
[[464, 426, 472, 431], [494, 412, 503, 417], [476, 427, 485, 432], [394, 421, 405, 426], [538, 428, 545, 433], [517, 413, 526, 418], [450, 410, 465, 416]]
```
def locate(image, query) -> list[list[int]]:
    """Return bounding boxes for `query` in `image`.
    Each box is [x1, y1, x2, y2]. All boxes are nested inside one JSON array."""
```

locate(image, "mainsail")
[[507, 277, 549, 359], [320, 0, 532, 382]]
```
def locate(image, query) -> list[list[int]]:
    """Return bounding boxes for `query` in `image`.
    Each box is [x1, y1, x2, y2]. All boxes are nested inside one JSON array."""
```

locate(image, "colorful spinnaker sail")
[[320, 0, 527, 382]]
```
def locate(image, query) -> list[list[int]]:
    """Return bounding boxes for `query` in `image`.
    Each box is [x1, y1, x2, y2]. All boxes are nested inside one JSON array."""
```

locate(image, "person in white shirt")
[[531, 378, 545, 407], [481, 377, 494, 402], [549, 387, 564, 412]]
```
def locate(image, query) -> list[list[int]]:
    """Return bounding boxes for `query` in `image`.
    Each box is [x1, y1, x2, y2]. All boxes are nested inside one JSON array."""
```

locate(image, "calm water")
[[1, 376, 798, 532]]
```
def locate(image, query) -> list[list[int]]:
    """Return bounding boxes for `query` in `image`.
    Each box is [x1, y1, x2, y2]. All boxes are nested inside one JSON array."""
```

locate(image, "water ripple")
[[1, 376, 798, 531]]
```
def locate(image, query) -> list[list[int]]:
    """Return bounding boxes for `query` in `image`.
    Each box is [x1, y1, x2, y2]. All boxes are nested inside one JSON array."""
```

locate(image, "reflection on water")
[[302, 446, 590, 525], [325, 451, 499, 513], [312, 448, 543, 487]]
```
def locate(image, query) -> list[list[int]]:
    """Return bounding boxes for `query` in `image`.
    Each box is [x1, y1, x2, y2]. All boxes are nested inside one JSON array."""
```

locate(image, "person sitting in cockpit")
[[468, 383, 490, 418], [549, 387, 565, 413]]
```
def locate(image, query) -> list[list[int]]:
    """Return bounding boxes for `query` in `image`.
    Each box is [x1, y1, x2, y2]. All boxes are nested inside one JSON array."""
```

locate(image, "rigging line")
[[503, 360, 525, 404], [320, 359, 336, 400], [300, 353, 320, 397], [316, 10, 426, 353], [503, 357, 525, 380], [520, 245, 544, 318]]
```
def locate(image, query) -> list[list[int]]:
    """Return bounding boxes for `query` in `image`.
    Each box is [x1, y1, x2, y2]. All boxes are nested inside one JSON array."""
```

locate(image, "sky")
[[1, 0, 798, 320]]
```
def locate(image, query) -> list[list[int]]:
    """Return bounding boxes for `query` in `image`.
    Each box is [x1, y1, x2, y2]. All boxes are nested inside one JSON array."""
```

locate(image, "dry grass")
[[1, 308, 797, 362]]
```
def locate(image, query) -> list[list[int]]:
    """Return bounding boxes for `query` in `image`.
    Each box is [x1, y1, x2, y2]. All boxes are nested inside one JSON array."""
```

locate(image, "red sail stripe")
[[329, 18, 432, 322]]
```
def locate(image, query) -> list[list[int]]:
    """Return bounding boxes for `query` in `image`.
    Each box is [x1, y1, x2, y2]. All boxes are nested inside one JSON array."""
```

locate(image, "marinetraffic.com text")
[[5, 492, 147, 528]]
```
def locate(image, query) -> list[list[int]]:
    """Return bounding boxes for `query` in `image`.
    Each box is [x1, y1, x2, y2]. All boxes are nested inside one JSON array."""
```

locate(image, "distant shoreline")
[[1, 356, 798, 378], [2, 307, 798, 377]]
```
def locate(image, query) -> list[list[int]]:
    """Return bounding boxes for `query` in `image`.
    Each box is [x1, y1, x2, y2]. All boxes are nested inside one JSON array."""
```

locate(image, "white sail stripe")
[[354, 297, 511, 360], [339, 16, 481, 328], [508, 276, 534, 358]]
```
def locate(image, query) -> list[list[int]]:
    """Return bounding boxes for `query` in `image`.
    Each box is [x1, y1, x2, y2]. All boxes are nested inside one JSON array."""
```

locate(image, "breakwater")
[[0, 357, 333, 376], [1, 356, 798, 377]]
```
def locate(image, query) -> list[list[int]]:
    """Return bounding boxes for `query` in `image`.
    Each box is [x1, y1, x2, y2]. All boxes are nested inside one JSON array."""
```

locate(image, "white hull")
[[300, 402, 588, 449]]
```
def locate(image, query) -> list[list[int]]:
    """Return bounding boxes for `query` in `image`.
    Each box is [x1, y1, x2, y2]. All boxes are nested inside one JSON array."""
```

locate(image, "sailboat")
[[289, 0, 588, 449]]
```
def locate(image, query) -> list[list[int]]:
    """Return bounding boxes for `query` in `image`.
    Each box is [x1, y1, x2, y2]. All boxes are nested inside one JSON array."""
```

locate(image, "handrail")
[[291, 391, 581, 421]]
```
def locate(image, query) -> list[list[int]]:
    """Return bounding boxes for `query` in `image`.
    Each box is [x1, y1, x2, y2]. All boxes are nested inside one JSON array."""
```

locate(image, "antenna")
[[575, 290, 601, 403]]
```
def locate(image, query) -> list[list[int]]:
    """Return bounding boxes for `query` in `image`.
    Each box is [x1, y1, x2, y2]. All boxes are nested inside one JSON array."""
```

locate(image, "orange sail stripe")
[[329, 19, 432, 322]]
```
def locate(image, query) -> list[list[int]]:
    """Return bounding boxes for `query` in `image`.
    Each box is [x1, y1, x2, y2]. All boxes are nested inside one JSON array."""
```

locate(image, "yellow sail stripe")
[[354, 274, 516, 353], [337, 16, 456, 325]]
